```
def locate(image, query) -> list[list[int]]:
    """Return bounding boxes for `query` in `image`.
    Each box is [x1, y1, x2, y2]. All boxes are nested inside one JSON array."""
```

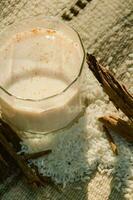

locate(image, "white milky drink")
[[0, 18, 85, 136]]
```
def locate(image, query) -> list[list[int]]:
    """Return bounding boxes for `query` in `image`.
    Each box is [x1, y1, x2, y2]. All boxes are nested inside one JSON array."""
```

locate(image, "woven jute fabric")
[[0, 0, 133, 199]]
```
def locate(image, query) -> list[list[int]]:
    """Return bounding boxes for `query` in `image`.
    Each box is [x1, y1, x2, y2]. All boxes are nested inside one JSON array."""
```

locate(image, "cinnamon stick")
[[0, 118, 21, 151], [86, 54, 133, 120], [0, 118, 55, 187], [0, 128, 44, 186], [0, 154, 8, 166], [23, 149, 52, 161], [0, 118, 52, 160], [99, 115, 133, 142], [103, 126, 118, 155]]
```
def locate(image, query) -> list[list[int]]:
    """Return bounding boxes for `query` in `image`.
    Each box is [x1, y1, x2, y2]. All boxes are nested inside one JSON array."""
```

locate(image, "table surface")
[[0, 0, 133, 199]]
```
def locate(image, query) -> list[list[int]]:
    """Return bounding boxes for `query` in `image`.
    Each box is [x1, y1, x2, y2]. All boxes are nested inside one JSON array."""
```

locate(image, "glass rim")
[[0, 16, 85, 102]]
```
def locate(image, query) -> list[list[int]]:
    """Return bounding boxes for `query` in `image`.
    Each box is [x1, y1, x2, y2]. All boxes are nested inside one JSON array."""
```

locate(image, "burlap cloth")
[[0, 0, 132, 199]]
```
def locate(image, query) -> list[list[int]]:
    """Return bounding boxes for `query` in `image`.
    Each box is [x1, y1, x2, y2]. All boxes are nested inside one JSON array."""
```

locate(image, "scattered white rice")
[[20, 60, 133, 199]]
